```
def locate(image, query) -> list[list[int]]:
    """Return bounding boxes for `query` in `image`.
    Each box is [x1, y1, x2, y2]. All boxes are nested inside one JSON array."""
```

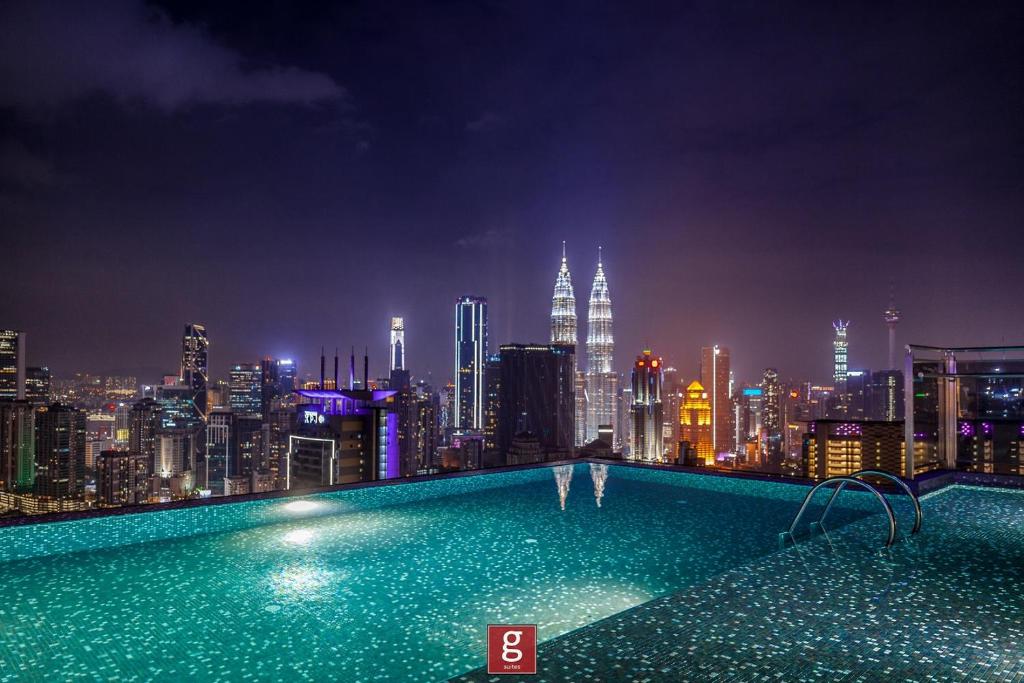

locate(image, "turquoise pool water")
[[0, 464, 888, 681], [457, 484, 1024, 682]]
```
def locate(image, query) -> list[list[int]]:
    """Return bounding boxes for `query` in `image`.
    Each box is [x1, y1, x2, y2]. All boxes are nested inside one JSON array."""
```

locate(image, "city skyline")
[[2, 2, 1022, 385], [0, 263, 1012, 389]]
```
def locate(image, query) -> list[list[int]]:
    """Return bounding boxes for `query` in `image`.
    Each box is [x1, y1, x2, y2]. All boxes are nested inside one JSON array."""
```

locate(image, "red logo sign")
[[487, 624, 537, 675]]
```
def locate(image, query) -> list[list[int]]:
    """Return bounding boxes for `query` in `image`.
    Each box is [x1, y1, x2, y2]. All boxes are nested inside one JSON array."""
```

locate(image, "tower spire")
[[550, 241, 577, 345]]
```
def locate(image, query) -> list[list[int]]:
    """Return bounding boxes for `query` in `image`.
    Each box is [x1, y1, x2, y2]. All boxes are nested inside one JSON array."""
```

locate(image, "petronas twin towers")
[[550, 242, 619, 448]]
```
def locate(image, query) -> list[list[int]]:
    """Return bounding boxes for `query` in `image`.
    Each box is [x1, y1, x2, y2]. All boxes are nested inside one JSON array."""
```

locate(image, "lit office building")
[[34, 403, 87, 503], [25, 366, 50, 406], [0, 400, 35, 491], [700, 345, 734, 456], [585, 249, 618, 446], [180, 324, 209, 421], [496, 344, 576, 461], [390, 317, 406, 371], [0, 330, 26, 400], [229, 363, 263, 418], [679, 380, 713, 465], [630, 350, 664, 462], [454, 296, 487, 430]]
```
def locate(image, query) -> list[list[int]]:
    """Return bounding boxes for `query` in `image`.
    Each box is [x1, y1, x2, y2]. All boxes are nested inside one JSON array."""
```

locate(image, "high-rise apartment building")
[[0, 400, 35, 491], [585, 249, 618, 446], [630, 350, 664, 462], [0, 330, 26, 401], [96, 450, 149, 506], [700, 345, 734, 456], [454, 296, 487, 430], [34, 403, 87, 503], [129, 397, 161, 475], [761, 368, 783, 469]]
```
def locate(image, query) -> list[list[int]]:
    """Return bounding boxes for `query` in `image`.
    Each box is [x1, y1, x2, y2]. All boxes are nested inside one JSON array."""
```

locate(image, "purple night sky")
[[2, 1, 1022, 386]]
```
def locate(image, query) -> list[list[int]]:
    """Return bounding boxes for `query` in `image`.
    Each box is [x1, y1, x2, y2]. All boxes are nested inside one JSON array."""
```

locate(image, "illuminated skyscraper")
[[761, 368, 782, 467], [454, 296, 487, 430], [0, 330, 26, 401], [884, 292, 900, 371], [630, 350, 664, 462], [585, 248, 618, 446], [180, 323, 208, 421], [832, 320, 850, 416], [700, 345, 734, 455], [679, 381, 713, 465], [390, 317, 405, 371], [550, 242, 577, 345], [549, 243, 584, 446]]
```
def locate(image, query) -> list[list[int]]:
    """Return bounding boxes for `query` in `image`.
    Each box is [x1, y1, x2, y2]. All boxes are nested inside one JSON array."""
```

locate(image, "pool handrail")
[[779, 476, 897, 550], [818, 469, 922, 535]]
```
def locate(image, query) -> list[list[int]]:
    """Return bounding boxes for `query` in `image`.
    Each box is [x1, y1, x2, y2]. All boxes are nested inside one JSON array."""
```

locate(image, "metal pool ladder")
[[779, 470, 922, 551]]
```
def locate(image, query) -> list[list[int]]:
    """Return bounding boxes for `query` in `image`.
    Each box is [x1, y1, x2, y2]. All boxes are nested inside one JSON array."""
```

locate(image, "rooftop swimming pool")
[[0, 463, 869, 681], [1, 463, 1018, 682]]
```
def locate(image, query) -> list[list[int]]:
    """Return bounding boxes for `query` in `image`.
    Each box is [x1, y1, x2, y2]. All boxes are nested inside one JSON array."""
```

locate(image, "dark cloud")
[[0, 0, 343, 112]]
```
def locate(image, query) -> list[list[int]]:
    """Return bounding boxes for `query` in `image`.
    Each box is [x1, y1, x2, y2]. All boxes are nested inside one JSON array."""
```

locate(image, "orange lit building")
[[680, 380, 714, 465]]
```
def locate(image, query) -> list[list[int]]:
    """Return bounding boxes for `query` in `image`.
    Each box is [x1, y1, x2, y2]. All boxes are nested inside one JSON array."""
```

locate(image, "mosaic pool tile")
[[453, 485, 1024, 682]]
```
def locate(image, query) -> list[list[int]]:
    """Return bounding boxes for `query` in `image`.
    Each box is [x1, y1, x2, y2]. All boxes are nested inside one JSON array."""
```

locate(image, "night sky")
[[2, 1, 1022, 386]]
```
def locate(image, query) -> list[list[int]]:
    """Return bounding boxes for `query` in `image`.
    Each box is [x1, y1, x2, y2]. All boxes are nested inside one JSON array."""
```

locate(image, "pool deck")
[[453, 484, 1024, 682]]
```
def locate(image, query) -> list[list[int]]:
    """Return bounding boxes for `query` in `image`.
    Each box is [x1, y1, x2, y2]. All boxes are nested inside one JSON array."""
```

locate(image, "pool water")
[[457, 484, 1024, 682], [0, 464, 887, 682]]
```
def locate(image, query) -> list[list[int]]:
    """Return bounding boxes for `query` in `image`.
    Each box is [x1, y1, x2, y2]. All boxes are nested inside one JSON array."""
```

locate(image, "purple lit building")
[[287, 388, 399, 489]]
